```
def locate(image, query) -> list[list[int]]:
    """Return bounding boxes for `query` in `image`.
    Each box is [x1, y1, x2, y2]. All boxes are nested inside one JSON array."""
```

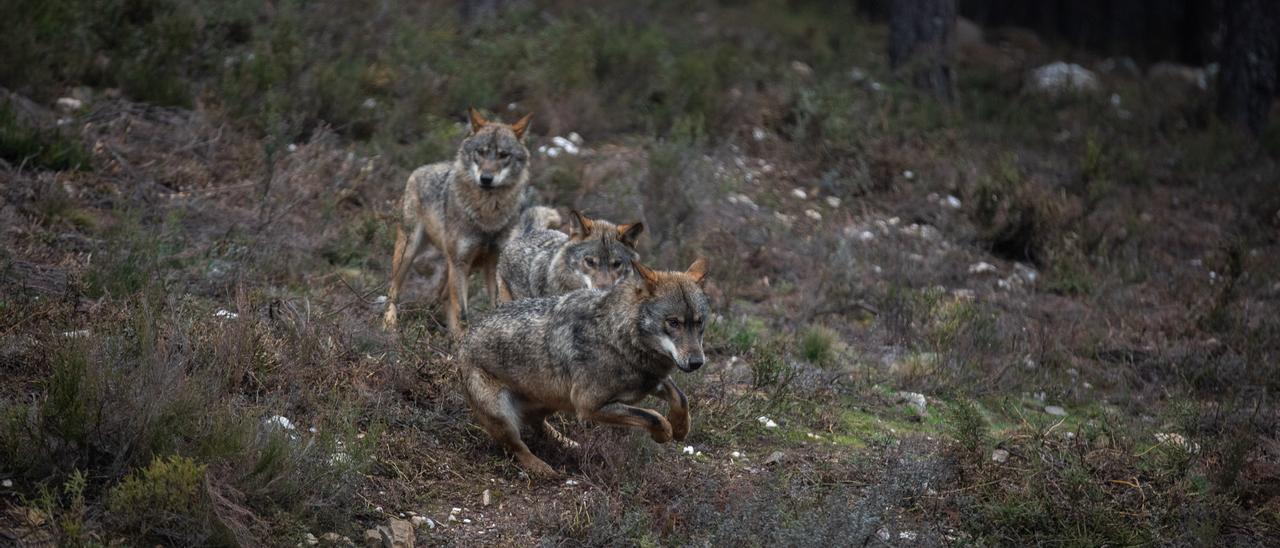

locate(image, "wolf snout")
[[686, 356, 704, 371], [479, 174, 495, 186]]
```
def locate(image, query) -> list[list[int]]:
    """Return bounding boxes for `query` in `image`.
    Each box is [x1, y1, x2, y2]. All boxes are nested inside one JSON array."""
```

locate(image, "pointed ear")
[[568, 209, 594, 239], [510, 112, 533, 140], [632, 260, 661, 294], [468, 107, 489, 134], [616, 222, 644, 248], [686, 257, 708, 285]]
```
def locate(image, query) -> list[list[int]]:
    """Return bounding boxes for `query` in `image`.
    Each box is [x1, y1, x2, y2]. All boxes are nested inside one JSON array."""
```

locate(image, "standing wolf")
[[459, 258, 710, 477], [497, 209, 644, 301], [383, 108, 533, 335]]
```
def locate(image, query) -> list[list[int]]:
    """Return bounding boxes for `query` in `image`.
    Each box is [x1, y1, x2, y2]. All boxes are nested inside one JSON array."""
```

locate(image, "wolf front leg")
[[384, 222, 426, 330], [444, 257, 470, 337], [655, 377, 690, 442], [582, 402, 674, 443]]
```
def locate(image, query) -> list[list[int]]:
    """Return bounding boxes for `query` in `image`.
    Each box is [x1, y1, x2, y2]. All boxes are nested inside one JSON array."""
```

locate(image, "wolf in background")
[[497, 209, 643, 301], [383, 108, 533, 335]]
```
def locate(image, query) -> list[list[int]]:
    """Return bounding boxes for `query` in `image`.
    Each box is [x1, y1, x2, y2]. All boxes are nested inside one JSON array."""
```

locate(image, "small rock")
[[568, 131, 584, 145], [877, 528, 892, 541], [410, 516, 434, 529], [462, 518, 472, 524], [1029, 62, 1099, 94], [564, 479, 579, 486], [804, 209, 822, 221], [858, 230, 875, 242], [752, 127, 768, 141], [896, 391, 928, 415], [55, 97, 83, 112], [61, 329, 90, 338], [1155, 432, 1200, 454], [791, 188, 808, 199], [944, 195, 962, 209], [545, 147, 561, 158], [374, 295, 388, 305], [320, 532, 343, 545], [902, 170, 915, 180], [825, 196, 841, 208], [1, 479, 11, 488], [214, 309, 239, 319], [552, 136, 580, 155], [482, 489, 491, 506], [849, 67, 868, 82], [763, 451, 785, 466], [968, 262, 998, 275], [789, 60, 814, 78], [899, 531, 918, 541], [730, 451, 742, 459], [1044, 405, 1068, 417], [757, 416, 778, 428], [363, 529, 382, 546], [682, 445, 695, 455], [304, 532, 319, 546], [361, 98, 378, 109], [991, 449, 1009, 463], [264, 415, 296, 431], [385, 518, 414, 548]]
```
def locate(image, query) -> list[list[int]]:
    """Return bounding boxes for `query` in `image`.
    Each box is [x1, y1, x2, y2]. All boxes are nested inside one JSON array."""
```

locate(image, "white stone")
[[361, 97, 378, 109], [730, 451, 741, 458], [804, 209, 822, 221], [968, 262, 998, 275], [682, 445, 695, 455], [991, 449, 1009, 463], [757, 416, 778, 428], [374, 295, 388, 305], [858, 230, 875, 242], [752, 127, 768, 141], [1, 479, 12, 488], [552, 136, 579, 155], [899, 531, 918, 541], [214, 309, 239, 319], [944, 195, 962, 209], [411, 516, 435, 529], [903, 170, 915, 180], [56, 97, 83, 112], [62, 329, 90, 338], [1044, 405, 1068, 417], [482, 489, 491, 506], [896, 391, 928, 415], [462, 518, 472, 524], [568, 132, 584, 145], [264, 415, 295, 430], [1155, 432, 1200, 454], [1029, 62, 1099, 94], [791, 188, 808, 199], [825, 196, 841, 208], [304, 532, 319, 545], [545, 147, 561, 158], [564, 479, 580, 486]]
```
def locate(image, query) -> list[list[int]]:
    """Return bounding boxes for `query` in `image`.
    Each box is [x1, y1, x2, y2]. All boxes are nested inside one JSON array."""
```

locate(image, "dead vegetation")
[[3, 1, 1280, 545]]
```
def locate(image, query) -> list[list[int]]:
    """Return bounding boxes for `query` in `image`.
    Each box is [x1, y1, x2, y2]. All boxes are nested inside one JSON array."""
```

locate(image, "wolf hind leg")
[[525, 411, 579, 450], [384, 222, 427, 330], [463, 368, 558, 477]]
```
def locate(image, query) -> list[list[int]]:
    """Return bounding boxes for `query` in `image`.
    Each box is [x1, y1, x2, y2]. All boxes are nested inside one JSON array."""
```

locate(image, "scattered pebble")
[[1029, 62, 1100, 94], [564, 479, 580, 486], [1155, 432, 1201, 454], [304, 532, 318, 546], [1044, 405, 1068, 417], [482, 489, 491, 506], [858, 230, 875, 242], [763, 451, 785, 466], [462, 518, 472, 524], [287, 143, 298, 152], [263, 415, 295, 430], [2, 479, 12, 488], [682, 445, 695, 455], [545, 147, 561, 158], [361, 97, 378, 109], [968, 262, 998, 275], [804, 209, 822, 221], [56, 97, 83, 112], [791, 188, 808, 200], [730, 451, 742, 459], [896, 391, 928, 415], [61, 329, 90, 338], [411, 516, 435, 529], [825, 196, 841, 208], [757, 416, 778, 428], [374, 295, 388, 305], [214, 309, 239, 319], [991, 449, 1010, 463], [752, 127, 768, 141], [944, 195, 962, 209], [902, 170, 915, 180], [877, 528, 892, 541], [899, 531, 918, 541], [551, 136, 580, 155], [568, 132, 584, 145]]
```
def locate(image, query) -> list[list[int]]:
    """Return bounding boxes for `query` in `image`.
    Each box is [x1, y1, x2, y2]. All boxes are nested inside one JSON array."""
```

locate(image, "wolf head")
[[459, 107, 532, 189], [631, 258, 709, 373], [562, 210, 643, 290]]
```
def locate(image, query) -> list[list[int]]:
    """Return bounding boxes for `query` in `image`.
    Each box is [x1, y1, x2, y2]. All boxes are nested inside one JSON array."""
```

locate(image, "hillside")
[[2, 1, 1279, 546]]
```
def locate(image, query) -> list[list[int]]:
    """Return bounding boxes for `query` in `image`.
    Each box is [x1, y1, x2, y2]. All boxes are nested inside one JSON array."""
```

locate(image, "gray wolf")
[[458, 258, 710, 476], [496, 209, 643, 301], [383, 108, 533, 335]]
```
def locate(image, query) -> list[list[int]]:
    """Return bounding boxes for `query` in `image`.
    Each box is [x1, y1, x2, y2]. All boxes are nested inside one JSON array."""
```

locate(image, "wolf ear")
[[686, 257, 708, 285], [468, 107, 489, 134], [616, 222, 644, 248], [510, 112, 533, 140], [632, 261, 661, 294], [568, 209, 594, 239]]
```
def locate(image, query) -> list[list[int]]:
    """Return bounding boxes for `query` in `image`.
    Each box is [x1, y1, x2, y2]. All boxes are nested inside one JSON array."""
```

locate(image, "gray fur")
[[497, 211, 643, 301]]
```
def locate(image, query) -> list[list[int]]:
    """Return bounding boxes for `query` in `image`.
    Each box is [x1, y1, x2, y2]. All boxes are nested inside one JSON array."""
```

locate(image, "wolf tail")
[[518, 206, 562, 235]]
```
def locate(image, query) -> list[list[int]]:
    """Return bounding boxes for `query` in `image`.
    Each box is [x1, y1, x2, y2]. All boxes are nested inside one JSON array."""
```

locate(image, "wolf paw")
[[518, 454, 560, 478]]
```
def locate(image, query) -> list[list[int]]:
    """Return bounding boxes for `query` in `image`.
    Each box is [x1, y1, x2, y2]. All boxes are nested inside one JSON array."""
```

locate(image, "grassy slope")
[[2, 0, 1279, 545]]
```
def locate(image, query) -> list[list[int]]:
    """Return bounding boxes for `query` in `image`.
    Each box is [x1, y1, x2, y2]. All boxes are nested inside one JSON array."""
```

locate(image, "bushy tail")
[[518, 206, 562, 235]]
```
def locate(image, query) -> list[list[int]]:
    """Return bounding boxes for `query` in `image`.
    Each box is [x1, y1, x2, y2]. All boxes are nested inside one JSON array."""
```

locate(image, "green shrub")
[[107, 455, 214, 542], [799, 325, 836, 367]]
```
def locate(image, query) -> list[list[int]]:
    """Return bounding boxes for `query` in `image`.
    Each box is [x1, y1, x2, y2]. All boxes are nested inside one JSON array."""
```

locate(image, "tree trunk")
[[1217, 0, 1280, 136], [889, 0, 957, 101]]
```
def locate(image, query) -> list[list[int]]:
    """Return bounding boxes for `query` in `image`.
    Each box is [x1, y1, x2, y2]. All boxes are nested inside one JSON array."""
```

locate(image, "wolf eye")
[[610, 260, 622, 269], [584, 257, 598, 268], [499, 150, 510, 160], [666, 318, 681, 329]]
